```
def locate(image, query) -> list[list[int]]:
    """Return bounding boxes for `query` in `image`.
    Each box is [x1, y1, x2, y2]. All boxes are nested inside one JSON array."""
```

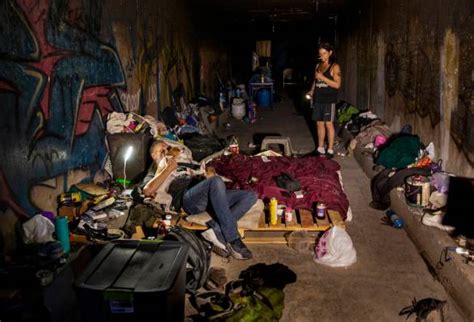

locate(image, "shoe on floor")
[[226, 238, 252, 260], [422, 213, 454, 232], [202, 228, 230, 257], [326, 150, 334, 159]]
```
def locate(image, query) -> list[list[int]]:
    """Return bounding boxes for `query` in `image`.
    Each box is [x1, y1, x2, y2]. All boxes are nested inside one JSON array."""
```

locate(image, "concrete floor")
[[191, 93, 467, 321]]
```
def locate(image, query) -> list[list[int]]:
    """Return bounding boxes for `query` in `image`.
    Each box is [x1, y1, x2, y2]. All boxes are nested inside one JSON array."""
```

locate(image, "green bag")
[[226, 287, 284, 322], [337, 104, 359, 124]]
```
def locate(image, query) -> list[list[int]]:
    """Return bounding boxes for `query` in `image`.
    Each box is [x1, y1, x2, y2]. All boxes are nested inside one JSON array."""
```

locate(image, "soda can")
[[285, 207, 293, 222], [316, 203, 326, 219]]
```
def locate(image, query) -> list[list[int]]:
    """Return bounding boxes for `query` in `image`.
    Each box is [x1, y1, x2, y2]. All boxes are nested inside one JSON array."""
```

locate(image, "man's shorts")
[[312, 102, 336, 122]]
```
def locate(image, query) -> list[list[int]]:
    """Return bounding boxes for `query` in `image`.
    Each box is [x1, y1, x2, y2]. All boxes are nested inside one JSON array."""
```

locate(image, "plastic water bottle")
[[219, 92, 226, 111], [386, 209, 404, 229]]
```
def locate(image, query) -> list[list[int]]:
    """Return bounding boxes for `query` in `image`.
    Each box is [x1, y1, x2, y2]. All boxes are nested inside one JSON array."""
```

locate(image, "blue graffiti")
[[0, 0, 125, 216]]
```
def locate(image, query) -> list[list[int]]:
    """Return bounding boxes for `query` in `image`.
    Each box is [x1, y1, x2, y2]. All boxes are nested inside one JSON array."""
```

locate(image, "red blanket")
[[209, 155, 349, 219]]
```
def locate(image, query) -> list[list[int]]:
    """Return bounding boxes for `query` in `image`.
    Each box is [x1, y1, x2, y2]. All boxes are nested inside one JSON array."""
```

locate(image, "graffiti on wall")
[[0, 0, 125, 216], [384, 43, 440, 128], [451, 29, 474, 166]]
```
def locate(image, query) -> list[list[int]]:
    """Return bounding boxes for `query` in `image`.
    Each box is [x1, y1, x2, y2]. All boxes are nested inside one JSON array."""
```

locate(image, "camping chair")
[[282, 68, 297, 88]]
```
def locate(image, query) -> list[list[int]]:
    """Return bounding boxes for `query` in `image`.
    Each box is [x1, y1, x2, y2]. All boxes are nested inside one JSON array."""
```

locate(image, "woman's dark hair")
[[318, 42, 336, 64]]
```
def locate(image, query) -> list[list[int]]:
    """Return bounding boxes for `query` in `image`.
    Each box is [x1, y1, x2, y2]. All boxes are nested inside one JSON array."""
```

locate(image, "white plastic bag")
[[23, 215, 55, 244], [313, 226, 357, 267]]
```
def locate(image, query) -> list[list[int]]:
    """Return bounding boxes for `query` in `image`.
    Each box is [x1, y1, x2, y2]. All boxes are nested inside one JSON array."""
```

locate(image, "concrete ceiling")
[[194, 0, 347, 22]]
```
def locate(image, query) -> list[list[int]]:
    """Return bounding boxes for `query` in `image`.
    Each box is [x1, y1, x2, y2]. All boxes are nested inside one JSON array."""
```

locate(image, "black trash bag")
[[238, 263, 297, 290], [161, 106, 179, 127], [275, 173, 301, 192], [181, 133, 225, 161]]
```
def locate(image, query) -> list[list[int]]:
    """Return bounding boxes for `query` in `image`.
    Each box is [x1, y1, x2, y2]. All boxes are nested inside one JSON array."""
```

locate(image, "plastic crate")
[[75, 240, 189, 322]]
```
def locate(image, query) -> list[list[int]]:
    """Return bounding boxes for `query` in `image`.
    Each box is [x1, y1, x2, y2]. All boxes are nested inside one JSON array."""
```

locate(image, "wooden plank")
[[316, 214, 331, 230], [328, 210, 345, 228], [238, 228, 245, 238], [299, 208, 315, 228], [258, 211, 267, 228], [244, 236, 288, 244], [250, 225, 326, 232]]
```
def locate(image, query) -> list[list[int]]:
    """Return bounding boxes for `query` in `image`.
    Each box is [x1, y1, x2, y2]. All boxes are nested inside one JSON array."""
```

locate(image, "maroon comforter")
[[209, 155, 349, 219]]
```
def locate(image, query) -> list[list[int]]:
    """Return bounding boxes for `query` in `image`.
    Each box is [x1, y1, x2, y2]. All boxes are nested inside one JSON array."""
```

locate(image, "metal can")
[[316, 203, 326, 219], [163, 214, 172, 230]]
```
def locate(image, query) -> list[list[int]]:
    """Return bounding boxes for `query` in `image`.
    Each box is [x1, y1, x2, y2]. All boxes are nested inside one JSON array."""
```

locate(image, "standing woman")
[[307, 43, 341, 158]]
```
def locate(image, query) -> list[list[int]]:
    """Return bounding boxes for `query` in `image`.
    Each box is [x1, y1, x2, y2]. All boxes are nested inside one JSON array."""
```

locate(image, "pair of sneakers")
[[313, 147, 334, 159], [201, 227, 252, 260]]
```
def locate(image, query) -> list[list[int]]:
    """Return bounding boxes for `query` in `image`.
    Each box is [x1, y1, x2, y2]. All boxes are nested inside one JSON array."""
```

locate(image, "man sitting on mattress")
[[141, 140, 257, 260]]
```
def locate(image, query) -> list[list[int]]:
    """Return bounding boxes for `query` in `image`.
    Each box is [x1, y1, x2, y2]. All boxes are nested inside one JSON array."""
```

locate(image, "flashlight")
[[305, 94, 312, 100]]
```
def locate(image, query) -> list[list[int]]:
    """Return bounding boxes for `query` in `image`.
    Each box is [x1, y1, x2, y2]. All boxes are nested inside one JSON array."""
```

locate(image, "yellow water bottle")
[[270, 198, 278, 225]]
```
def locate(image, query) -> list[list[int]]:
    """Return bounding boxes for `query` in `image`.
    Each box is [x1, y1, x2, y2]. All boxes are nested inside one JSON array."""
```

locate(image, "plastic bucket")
[[405, 175, 431, 207], [232, 100, 246, 120], [256, 88, 271, 108]]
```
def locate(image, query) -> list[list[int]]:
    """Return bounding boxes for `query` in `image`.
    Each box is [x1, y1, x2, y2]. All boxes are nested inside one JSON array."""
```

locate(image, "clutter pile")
[[335, 100, 474, 267]]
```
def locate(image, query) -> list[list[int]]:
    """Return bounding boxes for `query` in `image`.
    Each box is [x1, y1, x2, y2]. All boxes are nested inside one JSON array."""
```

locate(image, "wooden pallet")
[[178, 209, 345, 244]]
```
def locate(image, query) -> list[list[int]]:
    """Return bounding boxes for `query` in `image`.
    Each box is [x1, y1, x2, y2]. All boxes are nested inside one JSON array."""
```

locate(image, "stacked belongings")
[[369, 126, 447, 213]]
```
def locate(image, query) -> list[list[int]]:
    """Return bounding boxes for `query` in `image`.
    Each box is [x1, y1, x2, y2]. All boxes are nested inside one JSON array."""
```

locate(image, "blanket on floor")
[[209, 155, 349, 219]]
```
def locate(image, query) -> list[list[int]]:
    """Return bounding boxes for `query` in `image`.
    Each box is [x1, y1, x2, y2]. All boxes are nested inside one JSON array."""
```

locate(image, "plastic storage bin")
[[76, 240, 189, 322]]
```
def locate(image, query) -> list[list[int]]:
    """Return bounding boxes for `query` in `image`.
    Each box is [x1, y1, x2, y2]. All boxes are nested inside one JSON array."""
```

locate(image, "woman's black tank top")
[[314, 63, 338, 104]]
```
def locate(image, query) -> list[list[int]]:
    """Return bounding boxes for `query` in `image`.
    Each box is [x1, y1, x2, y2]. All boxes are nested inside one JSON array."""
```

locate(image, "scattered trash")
[[385, 209, 404, 229]]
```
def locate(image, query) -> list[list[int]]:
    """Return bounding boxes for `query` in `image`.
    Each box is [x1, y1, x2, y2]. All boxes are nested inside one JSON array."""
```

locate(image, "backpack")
[[181, 133, 225, 161], [164, 226, 211, 293]]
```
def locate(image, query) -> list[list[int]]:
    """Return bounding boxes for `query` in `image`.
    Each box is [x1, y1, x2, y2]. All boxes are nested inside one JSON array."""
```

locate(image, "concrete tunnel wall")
[[0, 0, 231, 219], [338, 0, 473, 177]]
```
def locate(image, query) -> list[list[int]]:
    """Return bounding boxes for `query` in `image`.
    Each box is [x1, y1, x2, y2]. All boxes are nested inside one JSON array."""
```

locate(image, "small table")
[[249, 82, 274, 108]]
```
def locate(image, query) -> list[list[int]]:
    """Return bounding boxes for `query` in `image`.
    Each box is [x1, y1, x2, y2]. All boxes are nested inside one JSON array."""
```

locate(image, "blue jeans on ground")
[[182, 176, 257, 242]]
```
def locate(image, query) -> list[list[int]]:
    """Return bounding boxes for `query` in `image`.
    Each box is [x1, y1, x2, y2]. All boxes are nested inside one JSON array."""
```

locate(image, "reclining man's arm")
[[143, 158, 177, 197]]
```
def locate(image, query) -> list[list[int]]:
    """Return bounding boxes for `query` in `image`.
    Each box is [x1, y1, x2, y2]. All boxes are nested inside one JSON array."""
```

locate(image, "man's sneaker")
[[226, 238, 252, 260], [201, 228, 230, 257], [421, 213, 454, 232]]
